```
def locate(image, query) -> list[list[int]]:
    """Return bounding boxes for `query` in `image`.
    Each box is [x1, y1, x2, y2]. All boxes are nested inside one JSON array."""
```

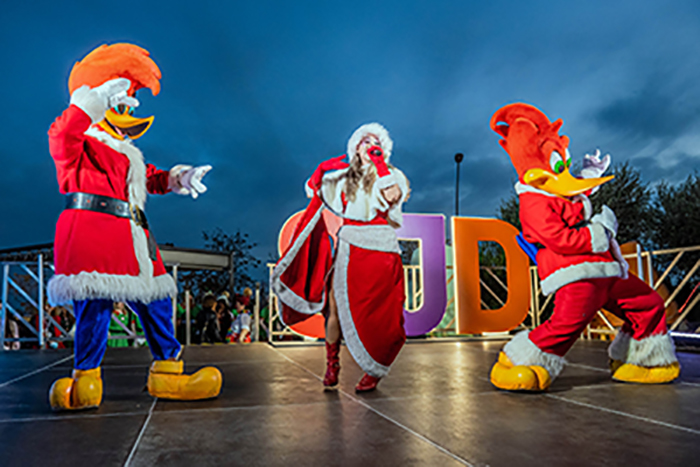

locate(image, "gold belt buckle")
[[129, 204, 142, 226]]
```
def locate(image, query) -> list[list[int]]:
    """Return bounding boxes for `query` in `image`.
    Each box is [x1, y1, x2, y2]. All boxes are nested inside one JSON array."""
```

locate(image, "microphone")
[[368, 146, 383, 158]]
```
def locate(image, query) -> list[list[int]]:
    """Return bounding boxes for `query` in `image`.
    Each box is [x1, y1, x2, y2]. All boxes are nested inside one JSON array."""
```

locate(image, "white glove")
[[580, 149, 611, 179], [70, 78, 140, 124], [169, 164, 212, 199], [591, 205, 618, 238], [609, 237, 630, 280]]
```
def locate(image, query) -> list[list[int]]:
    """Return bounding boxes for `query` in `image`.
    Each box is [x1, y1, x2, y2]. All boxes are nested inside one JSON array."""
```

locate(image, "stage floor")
[[1, 340, 700, 466]]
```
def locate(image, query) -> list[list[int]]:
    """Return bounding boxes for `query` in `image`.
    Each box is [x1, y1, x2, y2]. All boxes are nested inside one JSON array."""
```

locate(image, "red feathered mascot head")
[[491, 103, 613, 197]]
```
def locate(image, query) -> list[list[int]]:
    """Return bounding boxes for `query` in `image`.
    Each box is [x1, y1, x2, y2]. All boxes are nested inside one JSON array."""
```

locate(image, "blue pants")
[[73, 297, 181, 370]]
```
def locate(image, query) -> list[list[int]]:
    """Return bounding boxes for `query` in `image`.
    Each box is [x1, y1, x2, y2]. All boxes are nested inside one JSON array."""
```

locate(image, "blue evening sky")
[[2, 1, 700, 272]]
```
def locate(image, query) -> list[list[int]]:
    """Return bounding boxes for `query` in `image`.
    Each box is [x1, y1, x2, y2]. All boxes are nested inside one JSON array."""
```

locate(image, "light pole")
[[454, 153, 464, 216]]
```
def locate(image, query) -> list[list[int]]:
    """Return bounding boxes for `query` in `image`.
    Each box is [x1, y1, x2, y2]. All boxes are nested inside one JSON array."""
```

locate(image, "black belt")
[[65, 192, 158, 260]]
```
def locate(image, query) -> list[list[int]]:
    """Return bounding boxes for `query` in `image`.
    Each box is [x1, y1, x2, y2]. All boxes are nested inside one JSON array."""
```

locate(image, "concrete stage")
[[1, 340, 700, 466]]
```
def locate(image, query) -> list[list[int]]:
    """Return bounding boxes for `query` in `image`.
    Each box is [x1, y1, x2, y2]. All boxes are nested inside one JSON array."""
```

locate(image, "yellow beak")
[[98, 108, 154, 140], [523, 167, 614, 197]]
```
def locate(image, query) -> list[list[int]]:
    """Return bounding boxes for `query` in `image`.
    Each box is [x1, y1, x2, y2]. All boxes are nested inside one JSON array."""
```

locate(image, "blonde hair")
[[345, 155, 376, 201]]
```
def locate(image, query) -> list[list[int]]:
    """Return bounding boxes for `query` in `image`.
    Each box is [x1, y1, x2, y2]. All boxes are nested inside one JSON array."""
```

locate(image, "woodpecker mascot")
[[489, 103, 679, 392], [47, 43, 222, 410]]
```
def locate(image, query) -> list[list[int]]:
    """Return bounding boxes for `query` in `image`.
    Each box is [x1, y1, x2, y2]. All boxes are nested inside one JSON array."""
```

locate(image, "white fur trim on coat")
[[347, 123, 393, 162], [588, 223, 610, 254], [85, 126, 147, 209], [516, 183, 594, 220], [48, 126, 177, 305], [320, 167, 408, 227], [514, 182, 559, 198], [376, 172, 398, 190], [504, 330, 567, 380], [271, 206, 326, 320], [334, 240, 391, 378], [608, 331, 678, 367], [609, 238, 630, 279], [48, 272, 176, 305], [304, 178, 316, 199], [572, 194, 593, 220], [540, 261, 623, 296], [338, 225, 400, 253]]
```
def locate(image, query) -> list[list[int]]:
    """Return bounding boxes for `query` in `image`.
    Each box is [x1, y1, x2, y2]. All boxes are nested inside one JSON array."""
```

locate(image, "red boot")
[[355, 373, 381, 393], [323, 340, 341, 391]]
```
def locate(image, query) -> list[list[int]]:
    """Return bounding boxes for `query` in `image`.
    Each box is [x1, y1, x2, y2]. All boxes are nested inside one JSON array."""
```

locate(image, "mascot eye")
[[549, 151, 565, 174], [116, 104, 126, 114], [128, 107, 134, 115]]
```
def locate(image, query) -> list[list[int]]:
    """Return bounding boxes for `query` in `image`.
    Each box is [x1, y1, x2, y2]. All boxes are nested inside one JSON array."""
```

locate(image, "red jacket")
[[47, 105, 176, 305], [517, 183, 623, 296]]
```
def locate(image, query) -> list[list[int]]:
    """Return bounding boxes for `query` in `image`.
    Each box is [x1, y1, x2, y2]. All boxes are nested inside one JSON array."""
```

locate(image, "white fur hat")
[[347, 122, 393, 162]]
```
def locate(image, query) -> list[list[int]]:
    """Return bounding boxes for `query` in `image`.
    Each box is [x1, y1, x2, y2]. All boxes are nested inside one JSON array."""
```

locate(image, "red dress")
[[272, 164, 409, 378], [47, 104, 176, 305]]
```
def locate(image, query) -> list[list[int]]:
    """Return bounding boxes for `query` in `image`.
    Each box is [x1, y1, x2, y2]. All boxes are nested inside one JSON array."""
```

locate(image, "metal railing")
[[6, 244, 697, 348], [264, 243, 700, 342], [1, 257, 47, 349], [583, 244, 700, 339], [1, 257, 173, 350]]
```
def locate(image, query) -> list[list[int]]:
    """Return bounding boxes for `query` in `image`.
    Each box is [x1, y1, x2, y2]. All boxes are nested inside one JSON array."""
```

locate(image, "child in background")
[[227, 292, 252, 344], [215, 293, 233, 342]]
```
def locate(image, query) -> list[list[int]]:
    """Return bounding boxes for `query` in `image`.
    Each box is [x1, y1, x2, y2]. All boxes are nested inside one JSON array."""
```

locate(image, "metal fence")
[[264, 243, 700, 343], [1, 245, 234, 351], [5, 243, 698, 349], [1, 256, 146, 350]]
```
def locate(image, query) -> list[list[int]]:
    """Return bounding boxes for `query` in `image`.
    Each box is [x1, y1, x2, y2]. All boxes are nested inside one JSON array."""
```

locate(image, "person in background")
[[3, 304, 21, 350], [107, 302, 131, 348], [46, 305, 73, 349], [215, 293, 233, 342], [258, 296, 270, 342], [199, 292, 220, 344], [227, 293, 252, 344]]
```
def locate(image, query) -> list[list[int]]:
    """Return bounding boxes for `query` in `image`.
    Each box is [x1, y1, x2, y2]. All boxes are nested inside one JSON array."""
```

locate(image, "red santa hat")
[[347, 122, 393, 162]]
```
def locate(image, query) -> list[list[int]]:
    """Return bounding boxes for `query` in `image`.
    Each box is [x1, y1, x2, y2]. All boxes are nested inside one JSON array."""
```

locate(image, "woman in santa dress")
[[273, 123, 410, 392]]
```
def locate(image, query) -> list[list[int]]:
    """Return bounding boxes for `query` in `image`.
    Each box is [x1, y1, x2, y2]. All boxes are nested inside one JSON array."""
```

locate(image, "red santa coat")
[[272, 164, 409, 378], [47, 104, 176, 305], [516, 183, 625, 296], [505, 182, 675, 377]]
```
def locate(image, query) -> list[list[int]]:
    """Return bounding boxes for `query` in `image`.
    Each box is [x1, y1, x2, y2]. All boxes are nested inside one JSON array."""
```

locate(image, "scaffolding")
[[1, 244, 233, 350]]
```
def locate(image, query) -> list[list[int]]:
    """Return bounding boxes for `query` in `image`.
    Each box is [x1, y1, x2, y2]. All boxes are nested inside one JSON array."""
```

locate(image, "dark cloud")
[[3, 0, 700, 277], [593, 76, 700, 143]]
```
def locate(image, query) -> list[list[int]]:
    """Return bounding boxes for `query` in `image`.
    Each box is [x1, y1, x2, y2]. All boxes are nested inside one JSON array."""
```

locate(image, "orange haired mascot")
[[489, 103, 679, 392], [47, 43, 221, 410]]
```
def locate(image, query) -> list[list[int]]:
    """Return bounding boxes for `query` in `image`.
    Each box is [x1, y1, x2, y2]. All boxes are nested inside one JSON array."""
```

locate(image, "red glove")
[[368, 146, 390, 177], [309, 155, 349, 189]]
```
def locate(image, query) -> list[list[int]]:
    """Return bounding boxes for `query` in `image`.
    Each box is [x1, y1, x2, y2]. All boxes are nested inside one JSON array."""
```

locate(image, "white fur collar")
[[514, 182, 592, 220], [514, 182, 558, 198], [84, 126, 147, 209], [320, 167, 408, 227]]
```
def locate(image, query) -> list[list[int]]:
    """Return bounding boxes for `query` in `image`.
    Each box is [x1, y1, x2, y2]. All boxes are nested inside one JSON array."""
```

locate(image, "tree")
[[179, 228, 261, 297], [590, 161, 653, 245], [647, 172, 700, 319], [398, 240, 420, 265], [496, 193, 521, 231], [649, 172, 700, 250]]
